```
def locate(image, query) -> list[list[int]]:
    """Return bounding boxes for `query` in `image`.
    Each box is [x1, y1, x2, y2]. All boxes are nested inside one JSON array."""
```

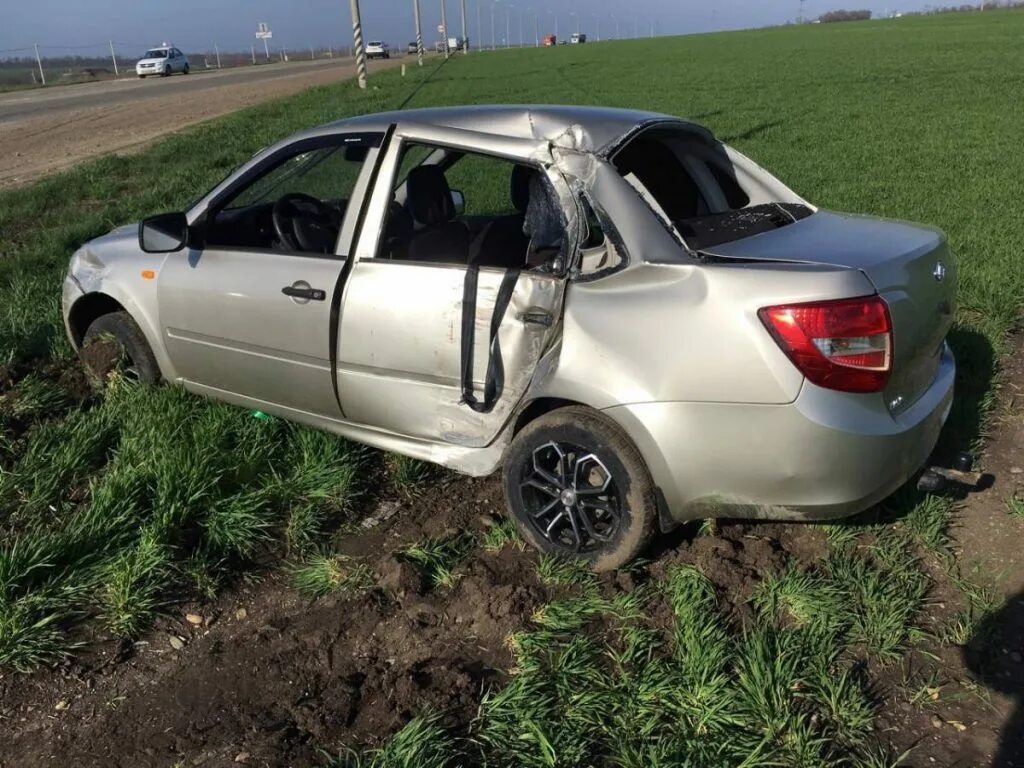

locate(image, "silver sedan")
[[61, 105, 956, 569]]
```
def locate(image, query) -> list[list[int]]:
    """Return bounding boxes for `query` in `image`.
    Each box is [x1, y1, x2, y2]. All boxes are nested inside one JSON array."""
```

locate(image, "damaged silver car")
[[62, 105, 957, 570]]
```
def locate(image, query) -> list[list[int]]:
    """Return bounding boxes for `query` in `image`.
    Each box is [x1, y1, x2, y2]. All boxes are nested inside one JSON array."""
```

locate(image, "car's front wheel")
[[81, 311, 161, 385], [183, 63, 190, 74], [503, 406, 657, 571]]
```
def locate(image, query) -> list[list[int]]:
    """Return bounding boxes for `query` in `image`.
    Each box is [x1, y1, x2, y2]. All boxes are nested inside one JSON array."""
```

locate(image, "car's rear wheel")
[[183, 63, 190, 74], [503, 406, 657, 571], [81, 311, 160, 386]]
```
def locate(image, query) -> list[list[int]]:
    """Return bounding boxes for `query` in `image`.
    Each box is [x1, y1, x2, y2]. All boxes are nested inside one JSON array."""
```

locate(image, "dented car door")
[[335, 124, 567, 447]]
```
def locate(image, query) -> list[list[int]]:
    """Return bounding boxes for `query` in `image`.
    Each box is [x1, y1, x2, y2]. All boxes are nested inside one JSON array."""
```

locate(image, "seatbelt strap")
[[460, 265, 521, 414]]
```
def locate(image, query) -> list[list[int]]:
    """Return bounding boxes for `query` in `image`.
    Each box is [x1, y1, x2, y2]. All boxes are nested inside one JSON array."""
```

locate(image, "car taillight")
[[758, 295, 893, 393]]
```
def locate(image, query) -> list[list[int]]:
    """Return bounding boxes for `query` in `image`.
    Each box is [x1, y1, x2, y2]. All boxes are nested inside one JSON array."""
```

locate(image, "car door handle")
[[518, 309, 553, 327], [281, 285, 326, 301]]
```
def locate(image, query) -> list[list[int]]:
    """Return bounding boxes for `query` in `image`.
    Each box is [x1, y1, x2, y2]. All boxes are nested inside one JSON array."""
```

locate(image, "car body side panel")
[[63, 226, 179, 380], [604, 343, 954, 521], [530, 261, 876, 409]]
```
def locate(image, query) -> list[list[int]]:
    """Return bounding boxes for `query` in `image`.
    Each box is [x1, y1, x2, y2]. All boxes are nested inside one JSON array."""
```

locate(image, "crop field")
[[1, 10, 1024, 767]]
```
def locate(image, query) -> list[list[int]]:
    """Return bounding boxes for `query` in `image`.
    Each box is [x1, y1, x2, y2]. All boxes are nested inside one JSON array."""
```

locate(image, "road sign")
[[256, 22, 273, 40]]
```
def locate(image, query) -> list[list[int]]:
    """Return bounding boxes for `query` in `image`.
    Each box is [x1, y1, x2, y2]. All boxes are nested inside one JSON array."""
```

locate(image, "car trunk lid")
[[703, 210, 956, 413]]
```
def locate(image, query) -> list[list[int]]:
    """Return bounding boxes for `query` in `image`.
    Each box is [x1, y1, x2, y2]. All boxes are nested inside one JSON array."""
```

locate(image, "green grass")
[[1, 7, 1023, 763], [290, 552, 375, 598], [396, 532, 478, 590], [1007, 491, 1024, 519]]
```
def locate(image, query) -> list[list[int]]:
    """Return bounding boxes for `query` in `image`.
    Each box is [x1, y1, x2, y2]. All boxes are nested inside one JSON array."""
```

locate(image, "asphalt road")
[[0, 58, 384, 125]]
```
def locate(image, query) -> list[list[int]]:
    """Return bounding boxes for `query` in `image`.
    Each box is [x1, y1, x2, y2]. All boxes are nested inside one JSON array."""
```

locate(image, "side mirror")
[[450, 189, 465, 216], [139, 212, 189, 253]]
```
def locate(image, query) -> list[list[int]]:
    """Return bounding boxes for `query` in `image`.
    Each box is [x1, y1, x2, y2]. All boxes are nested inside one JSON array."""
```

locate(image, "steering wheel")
[[272, 193, 342, 253]]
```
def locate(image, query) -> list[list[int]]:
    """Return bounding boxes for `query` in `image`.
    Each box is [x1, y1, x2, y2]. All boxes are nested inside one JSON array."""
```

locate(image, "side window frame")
[[358, 136, 558, 270], [195, 132, 384, 260]]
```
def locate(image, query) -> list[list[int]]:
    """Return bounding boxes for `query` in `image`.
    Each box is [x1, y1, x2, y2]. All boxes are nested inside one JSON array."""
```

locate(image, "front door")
[[159, 134, 381, 417], [336, 131, 569, 447]]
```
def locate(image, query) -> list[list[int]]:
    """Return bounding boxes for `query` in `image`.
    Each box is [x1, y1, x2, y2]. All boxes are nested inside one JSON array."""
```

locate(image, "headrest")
[[510, 164, 536, 213], [523, 174, 564, 249], [406, 165, 455, 225]]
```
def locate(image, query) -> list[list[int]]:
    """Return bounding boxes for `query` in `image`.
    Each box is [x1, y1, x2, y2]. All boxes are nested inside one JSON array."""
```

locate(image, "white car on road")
[[136, 46, 190, 78], [365, 41, 391, 59]]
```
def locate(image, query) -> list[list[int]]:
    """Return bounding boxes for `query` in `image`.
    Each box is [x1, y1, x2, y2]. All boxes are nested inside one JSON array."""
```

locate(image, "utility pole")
[[594, 15, 600, 41], [798, 0, 806, 23], [491, 4, 496, 50], [413, 0, 425, 66], [263, 35, 270, 61], [613, 14, 619, 39], [215, 43, 222, 68], [349, 0, 368, 88], [460, 0, 469, 52], [534, 13, 539, 46], [519, 9, 524, 47], [506, 7, 511, 48], [440, 0, 450, 58], [251, 45, 256, 64], [33, 44, 46, 85], [108, 41, 119, 77], [477, 0, 482, 54]]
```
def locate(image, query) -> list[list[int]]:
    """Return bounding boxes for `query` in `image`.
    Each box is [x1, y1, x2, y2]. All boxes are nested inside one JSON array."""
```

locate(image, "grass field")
[[2, 9, 1024, 765]]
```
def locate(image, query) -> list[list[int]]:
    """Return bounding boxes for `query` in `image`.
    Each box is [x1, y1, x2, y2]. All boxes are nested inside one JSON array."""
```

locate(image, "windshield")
[[143, 49, 169, 59]]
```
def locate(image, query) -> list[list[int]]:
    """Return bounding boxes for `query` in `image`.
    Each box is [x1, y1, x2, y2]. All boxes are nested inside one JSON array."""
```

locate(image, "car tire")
[[81, 311, 161, 385], [183, 64, 190, 74], [162, 66, 170, 77], [138, 74, 146, 79], [503, 406, 657, 571]]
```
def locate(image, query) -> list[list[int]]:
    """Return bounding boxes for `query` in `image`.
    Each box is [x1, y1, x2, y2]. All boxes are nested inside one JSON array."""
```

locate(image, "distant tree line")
[[815, 1, 1024, 22], [819, 9, 872, 22]]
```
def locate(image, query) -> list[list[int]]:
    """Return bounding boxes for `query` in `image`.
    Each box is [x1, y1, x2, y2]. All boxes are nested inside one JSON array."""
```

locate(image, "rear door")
[[159, 133, 383, 417], [335, 124, 567, 446]]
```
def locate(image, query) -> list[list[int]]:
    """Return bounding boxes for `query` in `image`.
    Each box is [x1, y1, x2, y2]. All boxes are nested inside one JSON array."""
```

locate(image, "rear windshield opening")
[[612, 129, 812, 251]]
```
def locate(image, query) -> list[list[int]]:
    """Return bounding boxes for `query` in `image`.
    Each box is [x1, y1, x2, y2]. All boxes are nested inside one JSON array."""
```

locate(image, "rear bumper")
[[604, 342, 955, 522]]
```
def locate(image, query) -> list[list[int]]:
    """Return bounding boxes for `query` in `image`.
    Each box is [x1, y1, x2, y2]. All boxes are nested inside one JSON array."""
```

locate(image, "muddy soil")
[[1, 337, 1022, 767]]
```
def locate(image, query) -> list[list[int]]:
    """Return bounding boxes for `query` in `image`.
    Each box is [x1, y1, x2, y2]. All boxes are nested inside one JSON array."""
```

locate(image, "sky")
[[1, 0, 946, 57]]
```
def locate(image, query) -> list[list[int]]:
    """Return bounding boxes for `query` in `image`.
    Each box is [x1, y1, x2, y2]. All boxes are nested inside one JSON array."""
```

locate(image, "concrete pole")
[[349, 0, 368, 88], [519, 9, 524, 46], [109, 41, 119, 77], [440, 0, 450, 58], [413, 0, 425, 66], [460, 0, 469, 52], [477, 0, 482, 54], [263, 37, 270, 61], [215, 43, 222, 68], [34, 44, 46, 85], [491, 5, 496, 50], [534, 14, 539, 46], [594, 16, 600, 41], [251, 45, 256, 64], [505, 8, 510, 49]]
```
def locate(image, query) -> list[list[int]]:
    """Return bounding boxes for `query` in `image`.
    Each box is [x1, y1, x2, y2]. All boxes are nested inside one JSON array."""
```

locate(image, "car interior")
[[203, 144, 366, 256], [612, 127, 813, 251], [378, 148, 568, 273]]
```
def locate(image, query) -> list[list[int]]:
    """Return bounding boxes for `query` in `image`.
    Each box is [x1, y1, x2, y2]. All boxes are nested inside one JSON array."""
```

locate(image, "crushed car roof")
[[316, 105, 698, 154]]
